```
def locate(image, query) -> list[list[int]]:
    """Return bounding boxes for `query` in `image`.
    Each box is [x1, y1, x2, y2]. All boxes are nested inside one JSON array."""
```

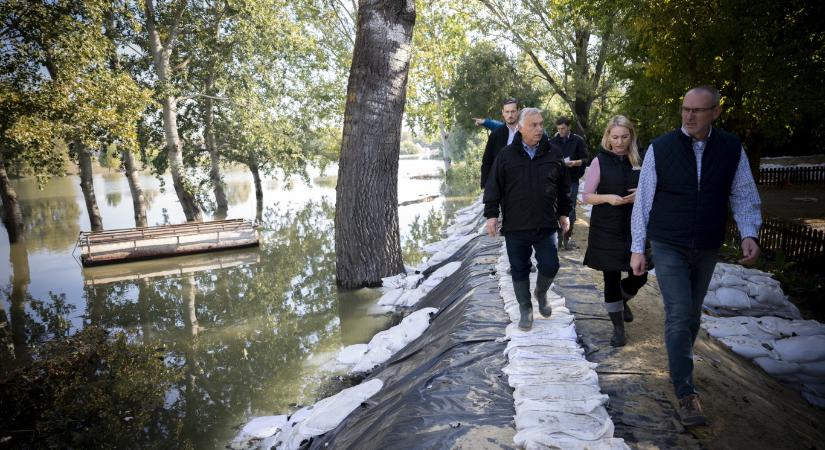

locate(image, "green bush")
[[0, 327, 183, 449]]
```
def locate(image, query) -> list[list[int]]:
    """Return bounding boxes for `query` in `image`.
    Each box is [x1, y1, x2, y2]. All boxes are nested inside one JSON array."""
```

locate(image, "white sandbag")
[[773, 335, 825, 363], [231, 415, 289, 447], [377, 288, 404, 306], [280, 379, 383, 449], [718, 336, 777, 360], [513, 408, 614, 441], [514, 429, 629, 450], [381, 273, 406, 289], [513, 384, 607, 406], [757, 316, 825, 338], [516, 396, 607, 416], [701, 316, 752, 338], [703, 291, 722, 307], [720, 274, 747, 287], [744, 275, 781, 286], [750, 284, 787, 307], [799, 360, 825, 377], [708, 274, 722, 291], [421, 261, 462, 288], [714, 287, 752, 310], [753, 356, 801, 376], [404, 274, 424, 289], [336, 344, 368, 365]]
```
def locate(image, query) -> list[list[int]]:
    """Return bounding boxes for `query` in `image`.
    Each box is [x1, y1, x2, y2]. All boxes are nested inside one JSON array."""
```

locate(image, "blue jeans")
[[568, 181, 579, 225], [651, 240, 719, 399], [504, 229, 559, 282]]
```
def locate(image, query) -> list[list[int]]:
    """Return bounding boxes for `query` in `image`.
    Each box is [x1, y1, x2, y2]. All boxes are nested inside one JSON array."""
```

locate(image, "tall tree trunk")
[[335, 0, 415, 288], [0, 151, 24, 243], [249, 160, 263, 203], [144, 0, 203, 222], [437, 96, 451, 173], [77, 142, 104, 231], [161, 96, 203, 222], [121, 149, 148, 227], [204, 94, 227, 218], [204, 8, 227, 218]]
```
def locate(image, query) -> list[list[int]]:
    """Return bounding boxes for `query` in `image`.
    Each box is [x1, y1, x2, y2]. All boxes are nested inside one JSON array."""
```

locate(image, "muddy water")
[[0, 159, 479, 448]]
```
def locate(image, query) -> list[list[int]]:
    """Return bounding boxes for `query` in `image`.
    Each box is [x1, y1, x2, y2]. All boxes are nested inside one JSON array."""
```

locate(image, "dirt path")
[[555, 212, 825, 449]]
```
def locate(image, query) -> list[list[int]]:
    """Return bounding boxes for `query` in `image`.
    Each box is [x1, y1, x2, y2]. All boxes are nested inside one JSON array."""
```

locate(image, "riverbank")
[[300, 203, 825, 448]]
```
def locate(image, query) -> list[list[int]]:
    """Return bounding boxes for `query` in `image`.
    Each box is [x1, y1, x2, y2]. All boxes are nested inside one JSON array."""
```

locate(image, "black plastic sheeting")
[[552, 250, 705, 449], [310, 236, 517, 450]]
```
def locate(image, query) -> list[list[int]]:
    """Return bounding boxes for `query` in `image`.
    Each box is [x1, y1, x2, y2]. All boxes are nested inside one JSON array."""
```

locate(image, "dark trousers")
[[603, 271, 648, 303], [602, 271, 648, 312], [504, 228, 559, 282], [651, 240, 719, 398]]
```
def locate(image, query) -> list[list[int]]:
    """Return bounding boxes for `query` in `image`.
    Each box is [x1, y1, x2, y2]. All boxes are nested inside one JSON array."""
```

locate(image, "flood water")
[[0, 158, 478, 448]]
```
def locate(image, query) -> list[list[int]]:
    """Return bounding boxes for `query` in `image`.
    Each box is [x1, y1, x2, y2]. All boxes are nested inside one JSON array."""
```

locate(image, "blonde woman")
[[582, 115, 648, 347]]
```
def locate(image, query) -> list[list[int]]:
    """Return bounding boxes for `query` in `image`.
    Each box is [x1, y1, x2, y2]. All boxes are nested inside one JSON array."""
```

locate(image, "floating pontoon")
[[76, 219, 259, 267]]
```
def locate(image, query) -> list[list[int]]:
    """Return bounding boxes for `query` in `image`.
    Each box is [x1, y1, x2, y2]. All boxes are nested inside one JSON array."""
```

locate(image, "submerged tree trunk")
[[437, 96, 451, 173], [204, 94, 227, 218], [0, 151, 24, 242], [335, 0, 415, 288], [77, 142, 104, 231], [249, 160, 263, 203], [144, 0, 203, 222], [121, 148, 148, 227], [161, 96, 203, 222]]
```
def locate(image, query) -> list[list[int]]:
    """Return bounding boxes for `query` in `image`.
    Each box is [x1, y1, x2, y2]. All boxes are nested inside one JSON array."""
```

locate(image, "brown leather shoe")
[[678, 394, 707, 426]]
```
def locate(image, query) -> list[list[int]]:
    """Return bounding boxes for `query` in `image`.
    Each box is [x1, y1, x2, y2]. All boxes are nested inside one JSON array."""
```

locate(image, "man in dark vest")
[[480, 98, 519, 189], [630, 86, 762, 427], [484, 108, 571, 331], [549, 116, 589, 250]]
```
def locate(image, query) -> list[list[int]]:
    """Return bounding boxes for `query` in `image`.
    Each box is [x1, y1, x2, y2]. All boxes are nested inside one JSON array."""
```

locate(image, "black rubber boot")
[[533, 274, 553, 317], [513, 280, 533, 331], [623, 301, 634, 323], [609, 311, 626, 347]]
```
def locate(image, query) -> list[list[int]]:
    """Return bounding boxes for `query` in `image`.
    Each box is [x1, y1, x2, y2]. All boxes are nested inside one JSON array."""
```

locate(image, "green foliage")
[[445, 138, 484, 194], [98, 143, 122, 170], [0, 327, 182, 449], [402, 209, 446, 266], [0, 0, 151, 186], [449, 43, 545, 134], [620, 0, 825, 155], [473, 0, 631, 140]]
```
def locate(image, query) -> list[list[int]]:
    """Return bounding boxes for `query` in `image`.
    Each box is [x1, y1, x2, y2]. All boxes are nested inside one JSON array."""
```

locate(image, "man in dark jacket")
[[484, 108, 572, 330], [480, 98, 519, 189], [549, 117, 589, 250]]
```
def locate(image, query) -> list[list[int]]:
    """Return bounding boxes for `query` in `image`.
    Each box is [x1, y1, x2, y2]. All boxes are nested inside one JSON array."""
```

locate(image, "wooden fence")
[[758, 166, 825, 185], [726, 215, 825, 268]]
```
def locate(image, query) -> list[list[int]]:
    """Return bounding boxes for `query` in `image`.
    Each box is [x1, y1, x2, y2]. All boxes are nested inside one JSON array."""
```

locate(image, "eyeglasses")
[[680, 106, 716, 114]]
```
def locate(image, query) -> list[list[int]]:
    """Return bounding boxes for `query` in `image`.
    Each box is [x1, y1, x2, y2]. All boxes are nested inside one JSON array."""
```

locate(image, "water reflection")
[[0, 159, 482, 448], [74, 201, 390, 447]]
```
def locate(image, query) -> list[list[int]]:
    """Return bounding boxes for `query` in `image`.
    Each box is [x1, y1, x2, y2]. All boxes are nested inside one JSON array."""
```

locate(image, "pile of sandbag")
[[335, 307, 438, 373], [378, 198, 483, 308], [497, 246, 628, 449], [416, 197, 484, 272], [703, 263, 801, 319], [230, 380, 384, 450], [701, 315, 825, 408]]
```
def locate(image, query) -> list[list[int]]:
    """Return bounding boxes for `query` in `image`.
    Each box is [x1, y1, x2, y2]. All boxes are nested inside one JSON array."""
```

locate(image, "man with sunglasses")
[[629, 85, 762, 427]]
